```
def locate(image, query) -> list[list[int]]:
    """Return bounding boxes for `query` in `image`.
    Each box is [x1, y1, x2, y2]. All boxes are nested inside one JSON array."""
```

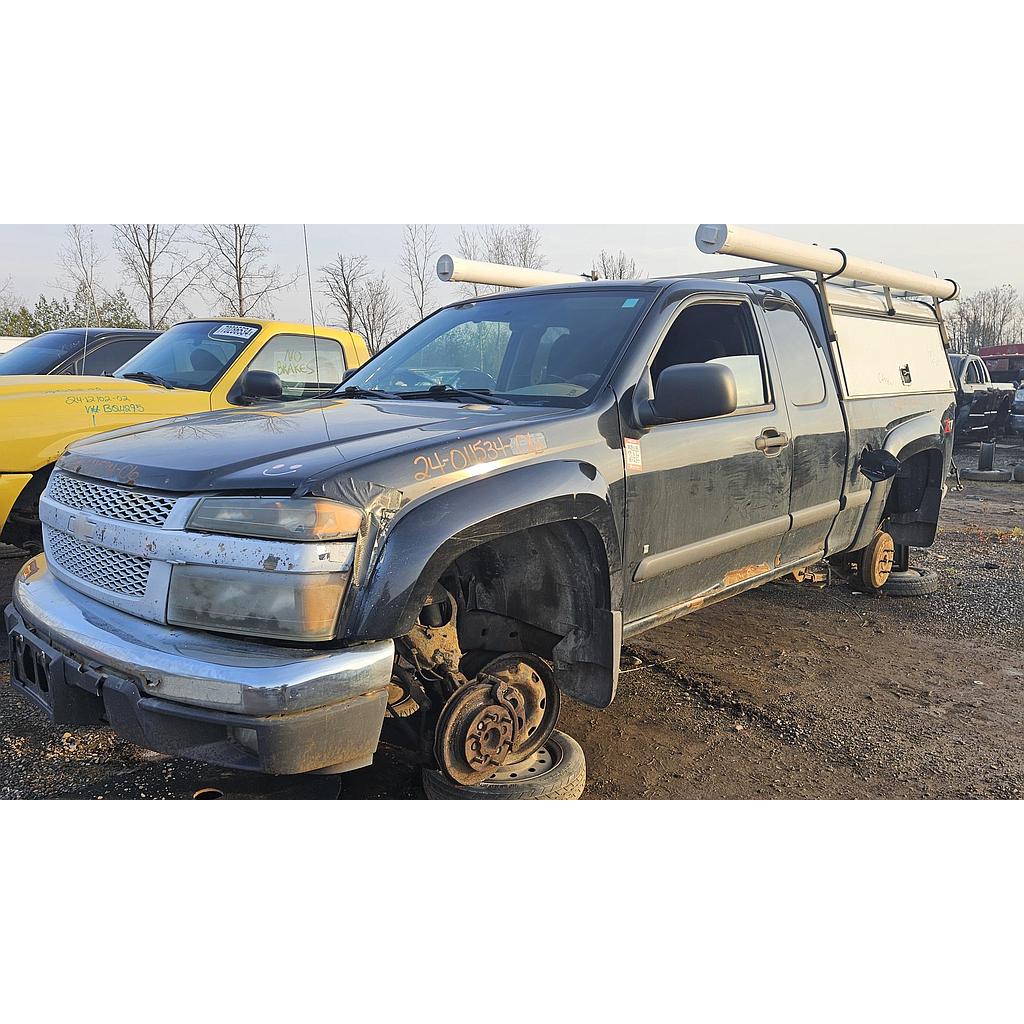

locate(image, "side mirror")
[[642, 362, 737, 425], [241, 369, 283, 401]]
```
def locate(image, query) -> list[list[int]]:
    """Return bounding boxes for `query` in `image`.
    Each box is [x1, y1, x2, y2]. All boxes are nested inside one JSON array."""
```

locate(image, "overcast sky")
[[1, 224, 1021, 324]]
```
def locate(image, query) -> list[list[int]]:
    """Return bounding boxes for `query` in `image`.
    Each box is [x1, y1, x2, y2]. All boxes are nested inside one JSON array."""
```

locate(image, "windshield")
[[344, 288, 654, 406], [115, 321, 261, 391], [0, 331, 82, 375]]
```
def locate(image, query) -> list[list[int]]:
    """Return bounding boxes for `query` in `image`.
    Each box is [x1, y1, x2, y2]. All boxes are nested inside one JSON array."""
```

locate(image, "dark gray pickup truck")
[[4, 251, 957, 799]]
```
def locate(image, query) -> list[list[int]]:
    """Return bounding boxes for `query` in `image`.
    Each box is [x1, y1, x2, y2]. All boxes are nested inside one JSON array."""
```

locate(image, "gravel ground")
[[1, 436, 1022, 800]]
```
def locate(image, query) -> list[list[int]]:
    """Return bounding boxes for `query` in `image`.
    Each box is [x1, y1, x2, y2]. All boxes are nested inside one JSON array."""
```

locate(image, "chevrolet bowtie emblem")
[[68, 516, 97, 541]]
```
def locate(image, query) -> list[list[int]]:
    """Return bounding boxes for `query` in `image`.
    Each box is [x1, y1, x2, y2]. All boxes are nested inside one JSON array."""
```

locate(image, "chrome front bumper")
[[6, 556, 395, 774]]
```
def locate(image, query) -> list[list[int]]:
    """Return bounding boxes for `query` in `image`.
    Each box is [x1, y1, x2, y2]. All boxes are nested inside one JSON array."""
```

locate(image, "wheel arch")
[[880, 413, 950, 547], [343, 460, 624, 709]]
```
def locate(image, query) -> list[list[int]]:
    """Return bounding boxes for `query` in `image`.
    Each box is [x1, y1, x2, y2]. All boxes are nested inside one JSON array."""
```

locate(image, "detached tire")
[[882, 567, 940, 597], [960, 469, 1012, 482], [422, 730, 586, 801]]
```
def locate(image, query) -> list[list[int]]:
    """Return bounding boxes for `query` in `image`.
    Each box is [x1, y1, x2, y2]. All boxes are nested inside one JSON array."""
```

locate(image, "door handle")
[[755, 429, 790, 455]]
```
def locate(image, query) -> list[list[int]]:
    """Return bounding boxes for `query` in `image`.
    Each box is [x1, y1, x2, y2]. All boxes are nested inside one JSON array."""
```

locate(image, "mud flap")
[[552, 609, 622, 709]]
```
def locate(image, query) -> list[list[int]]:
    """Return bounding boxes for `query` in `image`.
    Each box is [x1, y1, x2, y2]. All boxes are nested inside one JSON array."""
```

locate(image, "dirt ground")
[[2, 437, 1022, 800]]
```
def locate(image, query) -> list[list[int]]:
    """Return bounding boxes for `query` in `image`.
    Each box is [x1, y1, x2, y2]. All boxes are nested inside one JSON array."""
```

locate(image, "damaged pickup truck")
[[4, 226, 958, 799]]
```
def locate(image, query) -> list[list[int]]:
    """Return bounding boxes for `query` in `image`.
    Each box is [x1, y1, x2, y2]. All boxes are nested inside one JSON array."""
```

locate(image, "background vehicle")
[[947, 352, 1014, 443], [980, 342, 1024, 385], [5, 226, 957, 799], [1010, 384, 1024, 435], [0, 328, 159, 377], [0, 336, 27, 355], [0, 318, 369, 550]]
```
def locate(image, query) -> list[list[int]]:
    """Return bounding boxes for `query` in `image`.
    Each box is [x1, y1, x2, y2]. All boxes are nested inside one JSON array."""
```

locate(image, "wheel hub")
[[862, 531, 895, 590], [463, 704, 515, 770]]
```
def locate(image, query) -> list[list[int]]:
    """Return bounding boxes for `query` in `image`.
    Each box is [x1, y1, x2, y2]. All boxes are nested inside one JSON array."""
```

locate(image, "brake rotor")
[[434, 683, 516, 786], [478, 653, 560, 762], [861, 531, 895, 590]]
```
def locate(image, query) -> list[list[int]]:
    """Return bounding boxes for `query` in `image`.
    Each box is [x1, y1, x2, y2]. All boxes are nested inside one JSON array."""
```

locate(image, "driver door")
[[623, 294, 793, 628]]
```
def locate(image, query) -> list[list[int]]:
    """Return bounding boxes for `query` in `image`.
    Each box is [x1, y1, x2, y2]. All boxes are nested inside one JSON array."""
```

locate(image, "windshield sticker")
[[624, 439, 643, 473], [413, 432, 547, 482], [621, 298, 640, 308], [210, 324, 260, 341]]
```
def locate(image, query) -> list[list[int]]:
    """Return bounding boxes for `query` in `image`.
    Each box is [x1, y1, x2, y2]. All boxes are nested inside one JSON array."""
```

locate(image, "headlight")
[[167, 564, 348, 641], [186, 496, 363, 541]]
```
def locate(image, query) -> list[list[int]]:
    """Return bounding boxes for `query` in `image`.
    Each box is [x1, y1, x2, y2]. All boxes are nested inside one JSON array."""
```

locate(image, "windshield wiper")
[[120, 370, 176, 389], [333, 385, 397, 400], [396, 384, 512, 406]]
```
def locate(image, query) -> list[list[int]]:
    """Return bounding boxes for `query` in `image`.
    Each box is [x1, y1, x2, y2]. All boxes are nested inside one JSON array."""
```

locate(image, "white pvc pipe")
[[437, 255, 589, 289], [695, 224, 958, 301]]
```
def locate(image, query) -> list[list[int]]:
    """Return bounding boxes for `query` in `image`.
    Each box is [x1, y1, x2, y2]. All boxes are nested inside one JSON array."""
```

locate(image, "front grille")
[[47, 471, 177, 527], [45, 527, 151, 597]]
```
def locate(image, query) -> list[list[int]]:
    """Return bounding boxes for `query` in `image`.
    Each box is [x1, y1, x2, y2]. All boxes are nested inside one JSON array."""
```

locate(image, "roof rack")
[[435, 225, 959, 347]]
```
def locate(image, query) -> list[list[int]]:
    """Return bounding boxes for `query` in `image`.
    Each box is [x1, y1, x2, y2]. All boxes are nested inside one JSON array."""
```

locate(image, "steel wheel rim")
[[481, 736, 564, 785]]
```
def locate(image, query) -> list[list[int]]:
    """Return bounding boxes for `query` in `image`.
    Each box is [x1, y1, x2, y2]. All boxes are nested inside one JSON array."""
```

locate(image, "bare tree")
[[470, 224, 546, 269], [454, 224, 547, 295], [112, 224, 207, 328], [197, 224, 299, 317], [320, 252, 369, 333], [946, 285, 1024, 354], [594, 249, 644, 280], [58, 225, 105, 323], [353, 273, 404, 355], [400, 224, 439, 320]]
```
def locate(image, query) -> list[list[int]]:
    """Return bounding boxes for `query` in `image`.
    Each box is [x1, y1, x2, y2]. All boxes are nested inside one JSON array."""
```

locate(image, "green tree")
[[98, 289, 145, 328], [0, 304, 39, 336], [32, 294, 75, 332]]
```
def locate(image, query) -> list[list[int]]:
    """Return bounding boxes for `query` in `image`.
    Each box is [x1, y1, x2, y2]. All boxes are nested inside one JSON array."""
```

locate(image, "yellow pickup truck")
[[0, 318, 369, 550]]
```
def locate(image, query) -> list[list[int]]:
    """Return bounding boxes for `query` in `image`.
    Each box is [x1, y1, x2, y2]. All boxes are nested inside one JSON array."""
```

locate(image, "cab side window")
[[245, 334, 346, 400], [764, 305, 826, 406], [965, 360, 982, 384], [652, 300, 769, 409], [82, 337, 149, 376]]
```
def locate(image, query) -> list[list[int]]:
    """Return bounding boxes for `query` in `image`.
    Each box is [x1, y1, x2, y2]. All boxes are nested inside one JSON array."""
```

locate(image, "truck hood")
[[60, 395, 560, 492], [0, 374, 156, 397]]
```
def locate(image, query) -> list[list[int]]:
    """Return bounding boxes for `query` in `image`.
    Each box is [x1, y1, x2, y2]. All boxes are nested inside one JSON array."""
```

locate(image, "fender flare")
[[882, 408, 949, 464], [343, 459, 622, 642]]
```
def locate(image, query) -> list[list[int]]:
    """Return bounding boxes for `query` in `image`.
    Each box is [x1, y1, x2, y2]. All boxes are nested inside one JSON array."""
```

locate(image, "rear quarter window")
[[765, 306, 826, 406]]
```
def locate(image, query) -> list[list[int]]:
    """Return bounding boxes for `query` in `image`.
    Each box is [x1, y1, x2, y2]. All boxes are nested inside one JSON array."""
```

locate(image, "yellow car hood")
[[1, 375, 211, 472]]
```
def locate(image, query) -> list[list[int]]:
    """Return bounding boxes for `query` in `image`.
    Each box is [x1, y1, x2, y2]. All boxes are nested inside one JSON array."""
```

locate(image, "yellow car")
[[0, 318, 369, 550]]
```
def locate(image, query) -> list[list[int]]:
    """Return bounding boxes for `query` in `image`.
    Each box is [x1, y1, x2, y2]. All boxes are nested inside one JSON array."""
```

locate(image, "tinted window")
[[82, 338, 150, 376], [965, 360, 982, 384], [765, 306, 826, 406], [0, 330, 82, 374], [347, 289, 653, 406], [116, 321, 259, 390], [652, 301, 769, 408], [246, 335, 346, 400]]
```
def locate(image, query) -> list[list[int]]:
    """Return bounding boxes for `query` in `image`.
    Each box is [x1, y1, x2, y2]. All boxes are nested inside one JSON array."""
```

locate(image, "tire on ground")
[[882, 566, 940, 597], [422, 729, 586, 801], [960, 469, 1012, 482]]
